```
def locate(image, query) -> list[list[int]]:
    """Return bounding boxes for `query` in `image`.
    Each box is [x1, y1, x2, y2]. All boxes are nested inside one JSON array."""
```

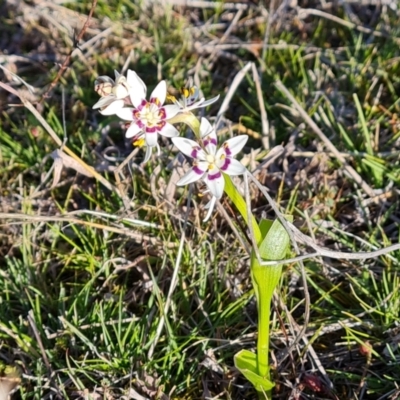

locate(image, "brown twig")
[[40, 0, 98, 103]]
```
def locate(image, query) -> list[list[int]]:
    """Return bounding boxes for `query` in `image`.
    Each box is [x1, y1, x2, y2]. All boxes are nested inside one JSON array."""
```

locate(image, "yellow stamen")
[[133, 138, 146, 148], [181, 86, 196, 98], [166, 93, 177, 103]]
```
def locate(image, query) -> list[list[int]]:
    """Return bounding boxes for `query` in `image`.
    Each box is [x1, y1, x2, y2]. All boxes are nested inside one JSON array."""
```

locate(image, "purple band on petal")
[[193, 165, 205, 175], [150, 97, 161, 106], [146, 126, 158, 133], [203, 136, 217, 147], [145, 120, 166, 133], [224, 146, 232, 156], [208, 170, 222, 181], [136, 120, 145, 129], [220, 157, 231, 171], [137, 100, 147, 111], [158, 107, 167, 120], [191, 147, 200, 158]]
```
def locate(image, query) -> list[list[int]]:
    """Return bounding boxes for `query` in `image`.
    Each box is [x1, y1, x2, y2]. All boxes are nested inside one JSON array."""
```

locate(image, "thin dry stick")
[[290, 223, 400, 260], [22, 99, 123, 198], [275, 79, 375, 198], [304, 209, 325, 269], [69, 209, 159, 229], [113, 147, 141, 205], [222, 9, 244, 42], [250, 144, 284, 174], [251, 63, 270, 149], [27, 310, 57, 388], [40, 0, 98, 102], [0, 213, 170, 247], [274, 295, 334, 390], [298, 7, 400, 45], [1, 79, 106, 191], [217, 62, 253, 118], [327, 224, 399, 265], [216, 202, 251, 255], [292, 150, 400, 159], [248, 177, 400, 264], [206, 9, 244, 70], [160, 0, 250, 10]]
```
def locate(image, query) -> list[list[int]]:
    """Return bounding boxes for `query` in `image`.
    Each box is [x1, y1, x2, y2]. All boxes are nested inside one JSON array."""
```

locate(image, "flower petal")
[[200, 117, 215, 139], [144, 131, 159, 147], [223, 135, 248, 156], [201, 94, 220, 107], [189, 94, 220, 110], [164, 104, 180, 119], [150, 80, 167, 105], [200, 118, 217, 155], [159, 123, 179, 138], [114, 82, 129, 99], [176, 168, 205, 186], [204, 169, 224, 199], [97, 75, 115, 85], [127, 70, 147, 108], [143, 145, 153, 163], [116, 108, 135, 121], [186, 87, 200, 105], [172, 137, 204, 159], [203, 196, 217, 222], [218, 157, 246, 175], [125, 123, 142, 138], [99, 99, 125, 115], [93, 95, 115, 109]]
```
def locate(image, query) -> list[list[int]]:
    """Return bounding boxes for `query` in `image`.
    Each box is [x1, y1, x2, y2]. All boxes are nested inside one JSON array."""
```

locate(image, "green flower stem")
[[252, 257, 282, 380], [223, 175, 261, 245]]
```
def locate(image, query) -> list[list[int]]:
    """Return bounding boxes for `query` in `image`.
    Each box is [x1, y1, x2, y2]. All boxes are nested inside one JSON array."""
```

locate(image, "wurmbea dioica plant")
[[94, 69, 292, 399]]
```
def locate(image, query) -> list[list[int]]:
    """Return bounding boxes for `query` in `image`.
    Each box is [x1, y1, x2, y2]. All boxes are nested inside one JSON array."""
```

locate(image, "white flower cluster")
[[93, 69, 248, 220]]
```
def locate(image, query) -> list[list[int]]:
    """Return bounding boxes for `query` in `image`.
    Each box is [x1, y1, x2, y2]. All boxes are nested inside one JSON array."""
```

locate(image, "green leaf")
[[234, 350, 275, 392], [258, 216, 292, 260]]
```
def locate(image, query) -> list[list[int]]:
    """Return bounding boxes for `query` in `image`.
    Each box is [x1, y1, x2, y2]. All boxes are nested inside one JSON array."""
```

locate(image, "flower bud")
[[113, 75, 130, 99], [94, 76, 114, 97]]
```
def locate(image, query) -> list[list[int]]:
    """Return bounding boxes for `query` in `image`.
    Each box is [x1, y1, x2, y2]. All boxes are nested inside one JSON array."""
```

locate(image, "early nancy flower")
[[116, 71, 180, 163], [172, 118, 248, 220], [93, 70, 133, 116], [168, 83, 219, 113]]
